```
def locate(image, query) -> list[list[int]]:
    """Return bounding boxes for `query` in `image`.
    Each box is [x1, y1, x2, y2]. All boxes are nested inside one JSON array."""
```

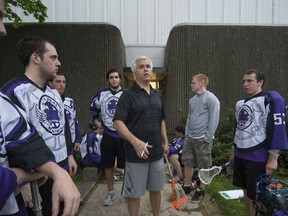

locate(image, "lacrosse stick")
[[30, 181, 43, 216], [198, 161, 231, 185], [164, 154, 189, 210]]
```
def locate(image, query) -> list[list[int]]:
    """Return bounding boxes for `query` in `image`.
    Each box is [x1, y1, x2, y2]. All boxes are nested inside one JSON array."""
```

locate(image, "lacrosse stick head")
[[198, 166, 222, 185], [171, 179, 189, 210], [226, 159, 234, 175]]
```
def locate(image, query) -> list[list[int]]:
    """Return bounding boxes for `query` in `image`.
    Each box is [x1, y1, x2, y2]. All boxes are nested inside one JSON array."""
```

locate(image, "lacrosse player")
[[1, 35, 78, 216], [0, 3, 80, 215], [233, 69, 288, 216], [48, 72, 82, 153], [89, 68, 125, 206]]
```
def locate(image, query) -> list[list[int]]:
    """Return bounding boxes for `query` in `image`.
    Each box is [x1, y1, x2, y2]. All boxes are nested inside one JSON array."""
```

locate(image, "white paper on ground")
[[219, 189, 244, 200]]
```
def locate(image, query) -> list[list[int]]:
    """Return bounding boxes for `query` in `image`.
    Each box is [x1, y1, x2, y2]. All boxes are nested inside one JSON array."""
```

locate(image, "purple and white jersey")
[[1, 76, 67, 163], [89, 88, 123, 135], [0, 166, 18, 215], [234, 91, 288, 162], [168, 137, 185, 157], [0, 113, 18, 215], [80, 131, 102, 166], [63, 96, 82, 145], [0, 92, 54, 215]]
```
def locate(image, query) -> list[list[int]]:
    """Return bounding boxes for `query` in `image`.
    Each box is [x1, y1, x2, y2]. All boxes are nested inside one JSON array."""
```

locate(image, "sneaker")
[[191, 188, 205, 203], [182, 185, 192, 194], [101, 192, 115, 206]]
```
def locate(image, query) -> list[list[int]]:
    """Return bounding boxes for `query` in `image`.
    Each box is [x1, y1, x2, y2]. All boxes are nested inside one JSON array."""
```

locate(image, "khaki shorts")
[[181, 137, 212, 169], [121, 159, 164, 198]]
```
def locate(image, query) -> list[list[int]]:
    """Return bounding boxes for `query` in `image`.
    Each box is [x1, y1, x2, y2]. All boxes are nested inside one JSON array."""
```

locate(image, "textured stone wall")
[[0, 23, 126, 134], [164, 24, 288, 133]]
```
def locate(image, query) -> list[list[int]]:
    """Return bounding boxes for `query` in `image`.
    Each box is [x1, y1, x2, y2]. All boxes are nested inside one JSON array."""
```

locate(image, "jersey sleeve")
[[80, 134, 88, 159], [1, 95, 55, 171], [266, 91, 288, 150], [74, 117, 82, 143], [0, 166, 17, 211], [89, 91, 102, 119]]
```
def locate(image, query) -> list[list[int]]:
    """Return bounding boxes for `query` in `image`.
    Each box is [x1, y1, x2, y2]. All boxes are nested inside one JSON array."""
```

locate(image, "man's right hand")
[[51, 170, 80, 216]]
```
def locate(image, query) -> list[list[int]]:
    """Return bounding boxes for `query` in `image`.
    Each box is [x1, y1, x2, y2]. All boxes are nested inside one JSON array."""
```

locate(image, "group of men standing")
[[1, 1, 288, 215], [0, 3, 80, 215]]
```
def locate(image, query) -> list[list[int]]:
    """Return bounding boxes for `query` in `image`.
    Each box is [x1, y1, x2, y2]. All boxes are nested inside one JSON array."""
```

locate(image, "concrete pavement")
[[76, 166, 221, 216]]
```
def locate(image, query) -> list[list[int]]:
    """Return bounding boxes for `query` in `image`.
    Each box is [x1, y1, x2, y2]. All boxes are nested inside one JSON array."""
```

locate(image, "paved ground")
[[76, 166, 221, 216]]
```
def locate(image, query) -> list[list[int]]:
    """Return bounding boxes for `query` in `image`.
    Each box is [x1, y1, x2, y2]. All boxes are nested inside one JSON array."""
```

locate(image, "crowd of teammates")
[[1, 1, 288, 215], [0, 3, 80, 215]]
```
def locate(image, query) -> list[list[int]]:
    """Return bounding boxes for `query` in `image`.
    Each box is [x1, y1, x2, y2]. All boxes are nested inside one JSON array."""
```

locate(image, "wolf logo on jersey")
[[237, 104, 253, 130], [64, 101, 75, 128], [105, 96, 118, 117], [37, 95, 64, 135]]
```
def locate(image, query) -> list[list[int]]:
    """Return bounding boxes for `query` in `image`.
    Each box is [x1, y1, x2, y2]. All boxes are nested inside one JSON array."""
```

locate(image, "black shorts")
[[100, 133, 125, 169], [233, 156, 266, 200]]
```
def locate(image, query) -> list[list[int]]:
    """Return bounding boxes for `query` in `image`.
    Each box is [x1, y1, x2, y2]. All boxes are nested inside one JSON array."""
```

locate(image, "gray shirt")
[[185, 90, 220, 143]]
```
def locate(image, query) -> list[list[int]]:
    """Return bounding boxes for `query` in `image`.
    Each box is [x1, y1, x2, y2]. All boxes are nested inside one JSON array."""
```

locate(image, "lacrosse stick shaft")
[[30, 181, 43, 216], [164, 154, 173, 178]]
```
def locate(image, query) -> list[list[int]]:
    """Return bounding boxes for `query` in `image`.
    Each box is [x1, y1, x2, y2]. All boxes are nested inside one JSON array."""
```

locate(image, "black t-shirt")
[[113, 82, 165, 162]]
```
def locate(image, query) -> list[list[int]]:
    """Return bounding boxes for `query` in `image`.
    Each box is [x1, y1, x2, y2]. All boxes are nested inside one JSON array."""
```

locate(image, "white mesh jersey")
[[0, 95, 18, 215], [1, 77, 67, 163], [90, 88, 123, 131]]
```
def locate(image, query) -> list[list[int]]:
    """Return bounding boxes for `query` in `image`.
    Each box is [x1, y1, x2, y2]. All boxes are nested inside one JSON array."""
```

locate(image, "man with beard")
[[1, 36, 77, 216], [0, 2, 80, 215], [89, 68, 125, 206]]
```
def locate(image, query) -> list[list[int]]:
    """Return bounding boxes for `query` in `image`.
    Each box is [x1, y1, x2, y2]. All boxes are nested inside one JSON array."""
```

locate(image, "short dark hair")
[[175, 125, 185, 135], [245, 69, 265, 87], [88, 119, 97, 130], [16, 36, 53, 67], [48, 71, 66, 83], [106, 68, 121, 80]]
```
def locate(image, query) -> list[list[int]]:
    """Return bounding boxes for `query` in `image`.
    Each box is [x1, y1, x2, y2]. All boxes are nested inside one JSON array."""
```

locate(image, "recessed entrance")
[[123, 67, 167, 96]]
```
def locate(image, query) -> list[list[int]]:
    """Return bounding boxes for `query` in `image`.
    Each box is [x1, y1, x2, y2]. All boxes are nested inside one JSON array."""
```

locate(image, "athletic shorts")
[[181, 137, 212, 169], [233, 156, 266, 200], [100, 133, 125, 169], [121, 159, 164, 198]]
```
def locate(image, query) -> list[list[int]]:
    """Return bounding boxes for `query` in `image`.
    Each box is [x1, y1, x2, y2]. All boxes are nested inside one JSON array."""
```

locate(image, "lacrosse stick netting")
[[164, 154, 188, 210], [198, 161, 230, 185]]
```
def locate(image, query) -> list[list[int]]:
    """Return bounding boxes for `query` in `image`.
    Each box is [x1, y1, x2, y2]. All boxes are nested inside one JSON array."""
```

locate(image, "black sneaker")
[[191, 188, 205, 203], [182, 185, 192, 194]]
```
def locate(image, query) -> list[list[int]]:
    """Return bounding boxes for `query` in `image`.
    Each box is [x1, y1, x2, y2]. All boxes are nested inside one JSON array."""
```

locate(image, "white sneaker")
[[101, 192, 115, 206]]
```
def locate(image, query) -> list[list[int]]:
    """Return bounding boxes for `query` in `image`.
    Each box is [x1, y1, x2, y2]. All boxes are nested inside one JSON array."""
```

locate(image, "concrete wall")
[[0, 23, 126, 134], [164, 24, 288, 134]]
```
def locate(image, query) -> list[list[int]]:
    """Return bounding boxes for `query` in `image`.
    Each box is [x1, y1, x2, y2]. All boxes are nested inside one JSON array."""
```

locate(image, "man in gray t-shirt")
[[181, 74, 220, 203]]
